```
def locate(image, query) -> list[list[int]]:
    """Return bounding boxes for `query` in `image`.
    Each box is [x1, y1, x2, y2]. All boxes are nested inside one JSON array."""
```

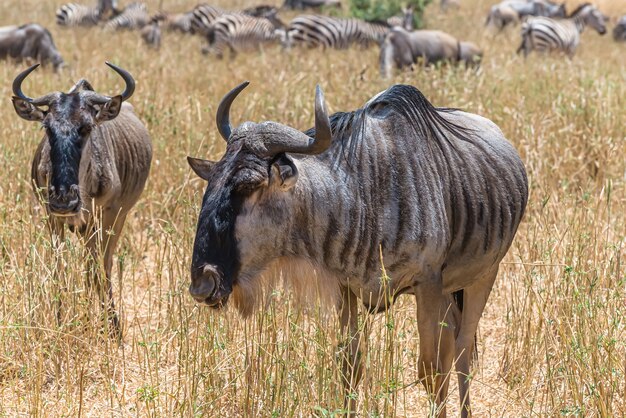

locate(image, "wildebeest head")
[[11, 62, 134, 218], [187, 82, 331, 312]]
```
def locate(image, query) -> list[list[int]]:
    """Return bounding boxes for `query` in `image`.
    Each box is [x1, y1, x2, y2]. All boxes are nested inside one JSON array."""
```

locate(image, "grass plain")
[[0, 0, 624, 416]]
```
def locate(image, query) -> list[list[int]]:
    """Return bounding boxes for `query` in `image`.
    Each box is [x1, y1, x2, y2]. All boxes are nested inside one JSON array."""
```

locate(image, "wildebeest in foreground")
[[380, 27, 483, 78], [187, 83, 528, 416], [11, 63, 152, 337], [0, 24, 64, 71]]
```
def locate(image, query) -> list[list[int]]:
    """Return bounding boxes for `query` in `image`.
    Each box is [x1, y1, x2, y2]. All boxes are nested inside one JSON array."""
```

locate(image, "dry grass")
[[0, 0, 625, 416]]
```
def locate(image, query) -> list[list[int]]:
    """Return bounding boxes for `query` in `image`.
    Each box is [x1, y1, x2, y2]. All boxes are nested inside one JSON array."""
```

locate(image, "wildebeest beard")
[[192, 178, 249, 294], [47, 128, 81, 198]]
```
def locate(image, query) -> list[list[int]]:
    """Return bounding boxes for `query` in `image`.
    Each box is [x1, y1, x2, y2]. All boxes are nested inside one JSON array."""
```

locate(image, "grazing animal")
[[285, 15, 390, 49], [11, 63, 152, 337], [0, 24, 64, 71], [517, 3, 607, 57], [281, 0, 342, 10], [202, 13, 284, 58], [104, 2, 149, 31], [190, 4, 226, 36], [187, 82, 528, 417], [613, 15, 626, 42], [56, 3, 101, 27], [486, 0, 566, 30], [380, 28, 482, 77]]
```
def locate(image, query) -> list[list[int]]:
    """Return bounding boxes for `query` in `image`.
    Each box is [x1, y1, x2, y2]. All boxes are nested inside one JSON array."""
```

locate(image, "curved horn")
[[12, 64, 40, 102], [262, 84, 332, 155], [105, 61, 135, 101], [216, 81, 249, 142]]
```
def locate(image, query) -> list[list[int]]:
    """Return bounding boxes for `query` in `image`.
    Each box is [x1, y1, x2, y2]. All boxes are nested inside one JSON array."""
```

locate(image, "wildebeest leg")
[[48, 216, 65, 327], [339, 287, 364, 415], [455, 268, 497, 418], [415, 279, 456, 418], [84, 210, 125, 339]]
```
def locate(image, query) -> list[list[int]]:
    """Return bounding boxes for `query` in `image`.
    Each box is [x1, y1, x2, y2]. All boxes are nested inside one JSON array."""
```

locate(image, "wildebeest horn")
[[263, 85, 332, 155], [216, 81, 250, 141], [105, 61, 135, 101], [12, 63, 40, 102]]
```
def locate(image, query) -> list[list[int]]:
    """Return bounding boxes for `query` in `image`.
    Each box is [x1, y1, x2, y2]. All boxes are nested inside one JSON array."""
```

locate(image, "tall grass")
[[0, 0, 624, 416]]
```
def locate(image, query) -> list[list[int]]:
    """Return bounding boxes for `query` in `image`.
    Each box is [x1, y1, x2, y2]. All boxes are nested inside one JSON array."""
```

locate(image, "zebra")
[[104, 2, 149, 31], [202, 13, 284, 58], [149, 11, 196, 34], [517, 3, 607, 57], [56, 3, 101, 27], [614, 15, 626, 42], [285, 15, 390, 49], [190, 4, 227, 36]]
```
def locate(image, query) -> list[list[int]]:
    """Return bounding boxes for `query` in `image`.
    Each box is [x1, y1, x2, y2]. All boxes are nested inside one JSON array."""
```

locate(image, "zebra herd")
[[1, 0, 625, 75], [487, 1, 624, 57]]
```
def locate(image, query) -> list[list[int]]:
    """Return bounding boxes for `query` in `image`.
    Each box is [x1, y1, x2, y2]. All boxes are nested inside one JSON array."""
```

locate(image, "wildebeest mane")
[[305, 84, 473, 167]]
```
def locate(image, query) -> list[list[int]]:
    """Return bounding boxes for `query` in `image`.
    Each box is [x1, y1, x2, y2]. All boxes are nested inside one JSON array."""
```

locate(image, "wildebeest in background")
[[187, 82, 528, 416], [517, 3, 607, 57], [379, 27, 482, 77], [0, 24, 64, 71], [613, 15, 626, 42], [11, 63, 152, 338], [282, 0, 341, 10]]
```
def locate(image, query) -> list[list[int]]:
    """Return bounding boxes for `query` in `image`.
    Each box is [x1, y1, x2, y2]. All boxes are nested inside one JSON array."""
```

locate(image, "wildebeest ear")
[[187, 156, 215, 181], [270, 154, 298, 191], [12, 97, 45, 122], [95, 95, 123, 122]]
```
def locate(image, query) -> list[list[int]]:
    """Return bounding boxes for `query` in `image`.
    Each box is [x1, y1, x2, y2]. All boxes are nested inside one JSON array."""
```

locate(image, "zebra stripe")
[[104, 2, 149, 31], [203, 13, 281, 58], [517, 3, 607, 56], [190, 4, 226, 36], [56, 3, 101, 27], [286, 15, 389, 49]]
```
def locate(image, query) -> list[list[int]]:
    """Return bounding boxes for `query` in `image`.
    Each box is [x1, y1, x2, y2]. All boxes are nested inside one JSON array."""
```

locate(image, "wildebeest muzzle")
[[189, 264, 231, 308], [48, 184, 81, 216]]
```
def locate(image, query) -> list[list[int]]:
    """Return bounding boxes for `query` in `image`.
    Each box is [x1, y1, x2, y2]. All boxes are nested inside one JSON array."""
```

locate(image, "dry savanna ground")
[[0, 0, 624, 416]]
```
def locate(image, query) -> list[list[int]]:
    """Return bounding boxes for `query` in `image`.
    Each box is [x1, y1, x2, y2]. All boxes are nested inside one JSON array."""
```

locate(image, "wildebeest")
[[187, 82, 528, 416], [0, 24, 64, 71], [380, 28, 483, 78], [613, 15, 626, 42], [11, 63, 152, 337], [517, 3, 607, 57]]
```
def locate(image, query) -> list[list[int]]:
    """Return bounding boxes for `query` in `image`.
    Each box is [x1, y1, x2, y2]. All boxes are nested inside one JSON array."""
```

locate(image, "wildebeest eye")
[[232, 168, 267, 193]]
